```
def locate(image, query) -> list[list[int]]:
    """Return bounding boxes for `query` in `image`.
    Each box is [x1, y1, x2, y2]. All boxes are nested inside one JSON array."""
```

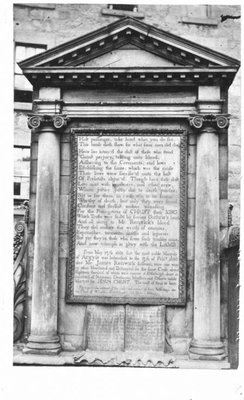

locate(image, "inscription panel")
[[125, 305, 165, 351], [67, 130, 186, 305]]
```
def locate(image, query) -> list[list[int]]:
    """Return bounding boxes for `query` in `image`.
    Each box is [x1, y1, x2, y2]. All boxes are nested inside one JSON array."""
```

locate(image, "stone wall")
[[14, 3, 241, 224]]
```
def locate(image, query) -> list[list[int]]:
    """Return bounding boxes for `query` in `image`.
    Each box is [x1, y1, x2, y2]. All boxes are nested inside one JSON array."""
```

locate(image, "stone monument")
[[14, 17, 240, 367]]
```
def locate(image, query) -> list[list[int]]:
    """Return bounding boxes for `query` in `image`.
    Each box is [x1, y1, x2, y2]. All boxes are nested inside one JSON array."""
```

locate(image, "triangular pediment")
[[19, 17, 240, 89], [81, 44, 181, 68], [19, 17, 240, 70]]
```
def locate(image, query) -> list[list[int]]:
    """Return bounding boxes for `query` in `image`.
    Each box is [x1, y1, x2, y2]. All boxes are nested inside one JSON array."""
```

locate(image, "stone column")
[[189, 113, 229, 360], [24, 114, 67, 355]]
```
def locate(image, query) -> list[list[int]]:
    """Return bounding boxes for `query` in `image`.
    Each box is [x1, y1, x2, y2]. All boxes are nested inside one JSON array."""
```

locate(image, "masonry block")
[[86, 305, 125, 351]]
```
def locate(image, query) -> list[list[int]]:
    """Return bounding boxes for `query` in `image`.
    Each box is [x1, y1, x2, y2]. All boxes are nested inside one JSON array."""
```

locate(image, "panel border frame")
[[66, 128, 187, 305]]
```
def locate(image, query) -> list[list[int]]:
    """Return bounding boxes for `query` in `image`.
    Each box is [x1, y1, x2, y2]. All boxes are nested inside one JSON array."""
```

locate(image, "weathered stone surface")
[[187, 198, 195, 227], [60, 160, 70, 176], [229, 161, 241, 176], [58, 258, 67, 300], [30, 159, 37, 176], [187, 174, 196, 199], [170, 337, 191, 355], [229, 175, 241, 190], [60, 176, 70, 195], [219, 145, 228, 180], [219, 199, 229, 228], [86, 305, 125, 351], [28, 194, 36, 223], [59, 194, 69, 225], [27, 234, 35, 258], [58, 299, 86, 336], [31, 142, 38, 160], [13, 347, 230, 367], [219, 179, 228, 200], [24, 125, 61, 354], [61, 143, 70, 161], [186, 261, 194, 302], [220, 255, 228, 303], [26, 256, 33, 298], [187, 227, 195, 261], [188, 134, 196, 145], [198, 86, 220, 101], [60, 334, 84, 350], [84, 46, 177, 68], [125, 305, 165, 351], [39, 87, 61, 100], [14, 111, 31, 146], [30, 175, 37, 195], [229, 144, 241, 161], [187, 145, 196, 174], [219, 131, 228, 146], [59, 234, 69, 258], [190, 123, 224, 359], [166, 302, 193, 338], [63, 88, 196, 104], [220, 303, 228, 339]]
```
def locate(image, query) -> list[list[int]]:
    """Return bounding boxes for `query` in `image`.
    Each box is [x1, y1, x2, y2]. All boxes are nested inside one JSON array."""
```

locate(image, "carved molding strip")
[[74, 351, 176, 367], [24, 69, 237, 89], [189, 114, 230, 130], [27, 114, 69, 130], [13, 202, 29, 342]]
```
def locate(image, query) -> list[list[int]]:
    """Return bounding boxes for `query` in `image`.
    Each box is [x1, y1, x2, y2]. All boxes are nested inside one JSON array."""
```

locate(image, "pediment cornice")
[[19, 17, 240, 89], [21, 66, 238, 89]]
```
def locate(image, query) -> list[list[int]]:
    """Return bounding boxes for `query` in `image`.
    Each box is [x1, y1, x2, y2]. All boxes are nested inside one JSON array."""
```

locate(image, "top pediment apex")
[[19, 16, 240, 71]]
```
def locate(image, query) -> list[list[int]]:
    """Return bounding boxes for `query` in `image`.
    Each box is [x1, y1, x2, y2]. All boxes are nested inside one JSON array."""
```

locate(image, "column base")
[[23, 334, 62, 355], [189, 339, 226, 361]]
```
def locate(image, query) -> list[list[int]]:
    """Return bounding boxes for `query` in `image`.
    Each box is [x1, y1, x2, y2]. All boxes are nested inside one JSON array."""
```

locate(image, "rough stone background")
[[14, 3, 241, 225]]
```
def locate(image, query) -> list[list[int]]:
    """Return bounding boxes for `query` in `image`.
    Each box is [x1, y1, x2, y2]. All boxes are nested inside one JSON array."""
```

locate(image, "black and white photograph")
[[1, 1, 243, 399]]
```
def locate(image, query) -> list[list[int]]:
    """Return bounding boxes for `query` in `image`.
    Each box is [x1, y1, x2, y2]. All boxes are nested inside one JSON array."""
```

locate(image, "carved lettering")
[[69, 132, 186, 304]]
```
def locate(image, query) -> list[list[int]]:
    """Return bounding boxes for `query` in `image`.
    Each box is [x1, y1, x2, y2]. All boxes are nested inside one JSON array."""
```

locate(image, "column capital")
[[189, 114, 229, 131], [27, 114, 69, 130]]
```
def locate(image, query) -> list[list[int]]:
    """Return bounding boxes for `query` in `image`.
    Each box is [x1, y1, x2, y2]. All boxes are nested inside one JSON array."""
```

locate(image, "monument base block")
[[23, 334, 62, 355], [189, 339, 226, 360]]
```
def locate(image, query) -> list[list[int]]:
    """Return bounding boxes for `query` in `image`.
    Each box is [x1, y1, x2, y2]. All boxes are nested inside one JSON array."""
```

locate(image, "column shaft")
[[24, 124, 61, 354], [190, 125, 225, 359]]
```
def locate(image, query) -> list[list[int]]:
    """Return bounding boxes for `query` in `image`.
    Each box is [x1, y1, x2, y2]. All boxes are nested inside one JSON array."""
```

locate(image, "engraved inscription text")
[[70, 133, 185, 304]]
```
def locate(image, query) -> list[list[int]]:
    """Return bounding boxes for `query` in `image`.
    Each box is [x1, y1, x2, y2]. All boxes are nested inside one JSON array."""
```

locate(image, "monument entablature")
[[16, 16, 240, 368], [19, 17, 239, 89]]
